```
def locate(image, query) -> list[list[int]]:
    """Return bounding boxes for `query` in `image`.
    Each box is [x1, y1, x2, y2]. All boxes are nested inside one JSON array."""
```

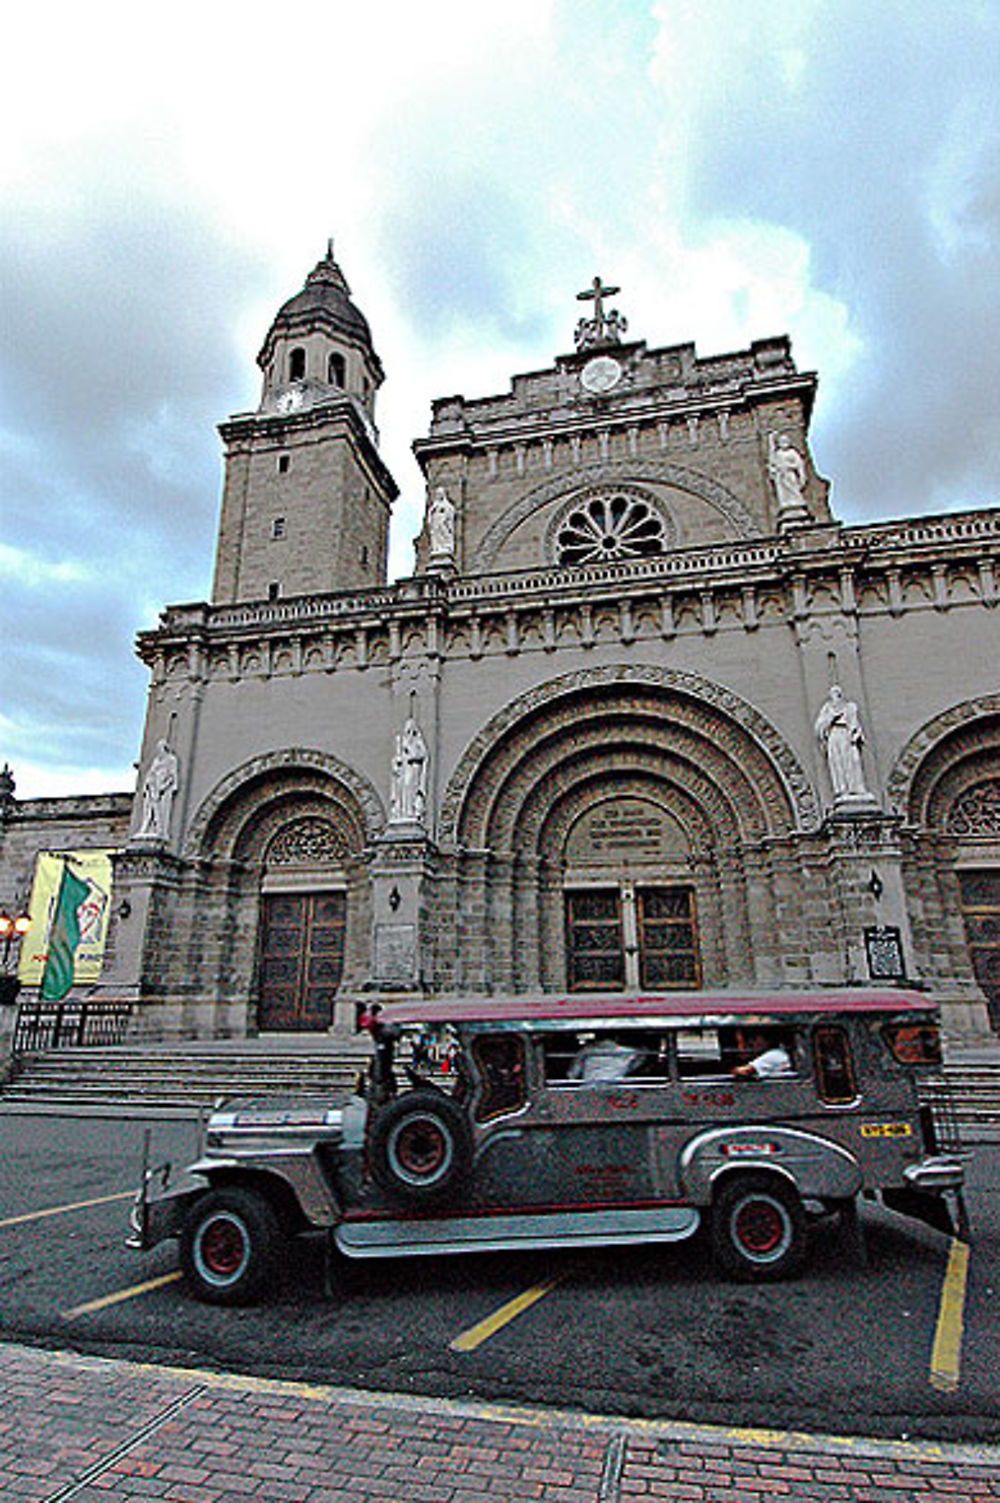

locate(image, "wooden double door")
[[257, 891, 346, 1031], [565, 883, 700, 991]]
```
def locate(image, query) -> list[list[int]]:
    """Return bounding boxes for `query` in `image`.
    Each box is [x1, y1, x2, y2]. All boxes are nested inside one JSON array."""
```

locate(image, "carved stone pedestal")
[[368, 827, 437, 995]]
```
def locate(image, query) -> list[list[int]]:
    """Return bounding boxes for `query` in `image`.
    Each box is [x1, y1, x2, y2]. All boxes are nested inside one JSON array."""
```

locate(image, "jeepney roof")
[[379, 988, 936, 1029]]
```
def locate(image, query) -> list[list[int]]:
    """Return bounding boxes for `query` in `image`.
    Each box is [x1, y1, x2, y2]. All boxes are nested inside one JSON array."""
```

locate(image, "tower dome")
[[257, 243, 384, 417]]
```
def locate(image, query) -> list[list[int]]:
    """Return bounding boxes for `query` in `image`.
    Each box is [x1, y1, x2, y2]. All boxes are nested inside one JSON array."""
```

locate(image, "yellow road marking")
[[930, 1237, 970, 1393], [63, 1271, 183, 1319], [449, 1277, 562, 1352], [0, 1189, 134, 1229]]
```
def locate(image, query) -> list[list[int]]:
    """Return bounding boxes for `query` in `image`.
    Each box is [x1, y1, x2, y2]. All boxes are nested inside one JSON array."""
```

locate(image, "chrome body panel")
[[335, 1204, 700, 1259], [678, 1124, 864, 1203]]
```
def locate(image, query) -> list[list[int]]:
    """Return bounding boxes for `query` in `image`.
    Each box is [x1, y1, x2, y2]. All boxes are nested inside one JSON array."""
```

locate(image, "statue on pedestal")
[[815, 686, 872, 803], [427, 486, 456, 559], [389, 717, 428, 825], [768, 431, 809, 517], [136, 739, 180, 840]]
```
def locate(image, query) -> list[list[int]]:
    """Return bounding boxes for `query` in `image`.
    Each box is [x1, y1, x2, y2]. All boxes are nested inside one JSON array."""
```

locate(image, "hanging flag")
[[39, 863, 91, 1002]]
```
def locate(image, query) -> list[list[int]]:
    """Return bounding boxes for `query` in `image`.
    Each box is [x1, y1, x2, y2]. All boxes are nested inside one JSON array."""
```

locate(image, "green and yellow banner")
[[19, 850, 115, 993]]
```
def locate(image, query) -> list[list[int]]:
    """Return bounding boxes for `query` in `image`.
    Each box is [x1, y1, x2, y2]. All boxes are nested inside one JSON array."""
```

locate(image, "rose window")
[[555, 489, 668, 567]]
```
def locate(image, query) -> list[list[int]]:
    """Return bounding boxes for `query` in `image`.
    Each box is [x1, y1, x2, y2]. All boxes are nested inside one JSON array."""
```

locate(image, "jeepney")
[[128, 988, 968, 1304]]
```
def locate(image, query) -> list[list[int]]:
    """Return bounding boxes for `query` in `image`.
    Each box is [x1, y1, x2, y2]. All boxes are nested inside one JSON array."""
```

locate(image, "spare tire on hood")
[[369, 1089, 472, 1204]]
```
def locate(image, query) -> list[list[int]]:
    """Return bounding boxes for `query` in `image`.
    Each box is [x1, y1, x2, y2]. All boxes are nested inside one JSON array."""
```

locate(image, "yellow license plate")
[[860, 1122, 912, 1139]]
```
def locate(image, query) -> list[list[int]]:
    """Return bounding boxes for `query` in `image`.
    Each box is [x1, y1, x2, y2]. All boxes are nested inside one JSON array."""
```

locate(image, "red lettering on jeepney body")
[[681, 1090, 735, 1108]]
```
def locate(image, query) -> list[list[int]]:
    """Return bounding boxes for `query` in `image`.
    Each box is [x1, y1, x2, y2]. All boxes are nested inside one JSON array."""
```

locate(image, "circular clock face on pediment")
[[275, 385, 304, 414], [580, 355, 622, 394]]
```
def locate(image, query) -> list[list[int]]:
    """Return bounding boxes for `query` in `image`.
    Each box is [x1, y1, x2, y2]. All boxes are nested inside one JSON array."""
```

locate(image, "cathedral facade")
[[5, 249, 1000, 1041]]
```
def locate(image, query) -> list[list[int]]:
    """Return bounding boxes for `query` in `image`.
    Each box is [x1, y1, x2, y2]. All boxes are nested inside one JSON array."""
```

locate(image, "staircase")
[[0, 1037, 372, 1113]]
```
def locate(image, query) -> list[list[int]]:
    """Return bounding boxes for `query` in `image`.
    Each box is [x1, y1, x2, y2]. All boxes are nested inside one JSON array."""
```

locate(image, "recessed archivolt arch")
[[886, 697, 1000, 826], [440, 665, 817, 847], [491, 724, 752, 855], [471, 459, 762, 573], [183, 747, 386, 862], [535, 771, 716, 866]]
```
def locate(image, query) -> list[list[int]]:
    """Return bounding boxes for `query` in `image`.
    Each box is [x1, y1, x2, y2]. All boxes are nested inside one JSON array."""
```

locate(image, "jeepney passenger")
[[569, 1033, 641, 1083], [732, 1029, 793, 1081]]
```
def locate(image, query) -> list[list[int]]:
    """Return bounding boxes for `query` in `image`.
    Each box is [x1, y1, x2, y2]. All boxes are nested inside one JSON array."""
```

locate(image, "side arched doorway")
[[257, 817, 350, 1031], [184, 754, 380, 1033], [900, 707, 1000, 1031]]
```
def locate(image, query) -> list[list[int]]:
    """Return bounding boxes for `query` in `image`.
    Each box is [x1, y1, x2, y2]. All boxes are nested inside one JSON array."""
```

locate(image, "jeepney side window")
[[675, 1028, 727, 1079], [541, 1030, 668, 1085], [471, 1034, 527, 1122], [813, 1025, 858, 1105], [541, 1032, 578, 1083]]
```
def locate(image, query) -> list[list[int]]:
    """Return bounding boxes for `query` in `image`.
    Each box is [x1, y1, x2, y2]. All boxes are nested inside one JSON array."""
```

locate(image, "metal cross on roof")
[[574, 275, 628, 351]]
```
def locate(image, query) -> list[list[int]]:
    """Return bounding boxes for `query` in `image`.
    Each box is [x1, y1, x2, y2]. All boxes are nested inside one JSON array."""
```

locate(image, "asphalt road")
[[0, 1111, 996, 1445]]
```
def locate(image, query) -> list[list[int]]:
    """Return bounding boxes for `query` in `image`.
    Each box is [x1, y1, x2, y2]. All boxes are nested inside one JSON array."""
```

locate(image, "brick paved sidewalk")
[[0, 1341, 997, 1503]]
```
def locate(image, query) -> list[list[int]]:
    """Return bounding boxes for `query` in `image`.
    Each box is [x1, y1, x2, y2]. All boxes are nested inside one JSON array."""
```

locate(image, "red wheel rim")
[[734, 1197, 786, 1255], [395, 1119, 447, 1178], [199, 1215, 248, 1277]]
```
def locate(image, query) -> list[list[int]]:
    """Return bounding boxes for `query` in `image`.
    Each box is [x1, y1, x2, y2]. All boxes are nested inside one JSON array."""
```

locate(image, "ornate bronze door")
[[636, 886, 700, 989], [958, 870, 1000, 1030], [257, 891, 346, 1031], [565, 884, 699, 991], [565, 888, 625, 991]]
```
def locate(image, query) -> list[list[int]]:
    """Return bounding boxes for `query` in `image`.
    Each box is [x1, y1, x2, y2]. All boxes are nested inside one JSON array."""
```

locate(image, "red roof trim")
[[378, 989, 936, 1027]]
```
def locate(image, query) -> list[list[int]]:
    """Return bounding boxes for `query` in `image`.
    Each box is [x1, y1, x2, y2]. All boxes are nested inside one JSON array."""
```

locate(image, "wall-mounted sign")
[[864, 925, 906, 982], [565, 798, 689, 866]]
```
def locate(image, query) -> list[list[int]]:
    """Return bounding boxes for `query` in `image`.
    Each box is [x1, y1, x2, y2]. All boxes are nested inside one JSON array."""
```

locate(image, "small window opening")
[[267, 582, 280, 601], [328, 352, 346, 387], [278, 454, 290, 474], [360, 545, 369, 568], [272, 518, 286, 540], [472, 1035, 527, 1122], [813, 1025, 857, 1104], [289, 347, 306, 381]]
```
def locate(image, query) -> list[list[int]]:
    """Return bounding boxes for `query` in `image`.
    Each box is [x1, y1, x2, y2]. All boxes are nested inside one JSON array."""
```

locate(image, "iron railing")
[[13, 1001, 133, 1053]]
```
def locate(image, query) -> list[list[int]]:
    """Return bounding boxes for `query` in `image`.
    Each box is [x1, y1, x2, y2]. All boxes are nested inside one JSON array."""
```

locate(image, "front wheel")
[[180, 1187, 281, 1306], [710, 1173, 807, 1281]]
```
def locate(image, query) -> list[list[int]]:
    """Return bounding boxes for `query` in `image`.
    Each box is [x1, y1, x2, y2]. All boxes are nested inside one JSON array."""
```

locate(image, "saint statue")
[[768, 431, 808, 514], [427, 486, 456, 559], [814, 686, 871, 803], [137, 739, 180, 839], [389, 717, 428, 824]]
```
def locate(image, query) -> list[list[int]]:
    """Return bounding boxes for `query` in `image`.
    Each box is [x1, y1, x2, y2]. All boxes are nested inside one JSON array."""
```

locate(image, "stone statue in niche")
[[390, 717, 428, 824], [814, 685, 872, 804], [768, 431, 809, 515], [136, 739, 180, 839], [427, 486, 456, 558]]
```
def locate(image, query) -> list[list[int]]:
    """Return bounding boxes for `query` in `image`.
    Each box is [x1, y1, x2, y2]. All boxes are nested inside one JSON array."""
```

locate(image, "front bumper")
[[126, 1164, 209, 1251], [903, 1155, 965, 1193]]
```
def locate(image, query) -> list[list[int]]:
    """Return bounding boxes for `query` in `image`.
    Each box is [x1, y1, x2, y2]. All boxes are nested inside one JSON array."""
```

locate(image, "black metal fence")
[[13, 1001, 133, 1053]]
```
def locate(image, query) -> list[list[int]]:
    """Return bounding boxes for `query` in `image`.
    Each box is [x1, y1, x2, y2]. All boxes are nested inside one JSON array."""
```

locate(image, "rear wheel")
[[180, 1187, 281, 1305], [711, 1173, 807, 1281]]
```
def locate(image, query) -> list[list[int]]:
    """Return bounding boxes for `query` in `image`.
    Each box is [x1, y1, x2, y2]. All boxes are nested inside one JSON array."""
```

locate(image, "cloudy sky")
[[2, 0, 998, 799]]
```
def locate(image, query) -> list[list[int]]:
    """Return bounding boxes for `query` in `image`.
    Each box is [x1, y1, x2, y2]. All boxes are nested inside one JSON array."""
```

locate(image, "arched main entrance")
[[439, 669, 810, 994]]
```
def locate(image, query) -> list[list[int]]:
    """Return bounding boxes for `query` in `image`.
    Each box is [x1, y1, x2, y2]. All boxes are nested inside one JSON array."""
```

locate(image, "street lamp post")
[[0, 907, 31, 1004]]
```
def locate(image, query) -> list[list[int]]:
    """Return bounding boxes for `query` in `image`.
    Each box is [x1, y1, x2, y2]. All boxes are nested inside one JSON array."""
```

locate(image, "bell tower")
[[212, 245, 398, 603]]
